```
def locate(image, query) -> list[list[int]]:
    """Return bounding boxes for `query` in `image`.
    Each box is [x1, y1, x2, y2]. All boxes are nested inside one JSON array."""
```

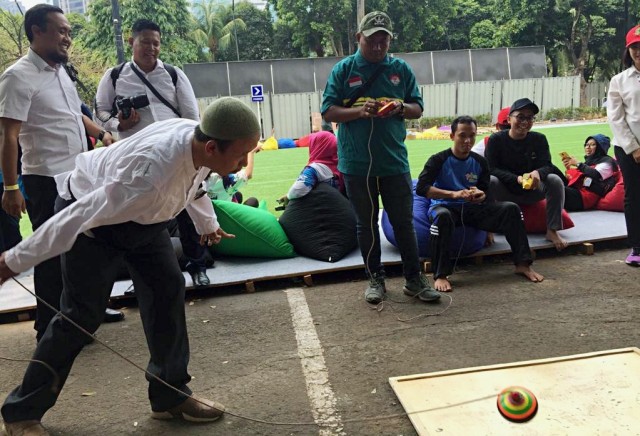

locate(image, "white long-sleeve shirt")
[[607, 66, 640, 155], [5, 119, 217, 274], [95, 59, 199, 139]]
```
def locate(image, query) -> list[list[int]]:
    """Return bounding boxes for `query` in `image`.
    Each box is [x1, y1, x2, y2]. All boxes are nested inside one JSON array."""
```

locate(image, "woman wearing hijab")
[[563, 134, 618, 211], [280, 131, 344, 206], [607, 24, 640, 267]]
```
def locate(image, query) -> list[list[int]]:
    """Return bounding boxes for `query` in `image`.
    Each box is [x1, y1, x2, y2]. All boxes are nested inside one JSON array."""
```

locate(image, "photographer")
[[95, 19, 199, 139], [95, 19, 209, 286]]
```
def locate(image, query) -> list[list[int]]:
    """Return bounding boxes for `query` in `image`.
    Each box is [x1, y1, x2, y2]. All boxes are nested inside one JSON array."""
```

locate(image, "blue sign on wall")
[[251, 84, 264, 102]]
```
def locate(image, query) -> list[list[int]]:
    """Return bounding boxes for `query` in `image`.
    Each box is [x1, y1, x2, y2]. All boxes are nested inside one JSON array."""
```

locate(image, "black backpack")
[[110, 62, 178, 89]]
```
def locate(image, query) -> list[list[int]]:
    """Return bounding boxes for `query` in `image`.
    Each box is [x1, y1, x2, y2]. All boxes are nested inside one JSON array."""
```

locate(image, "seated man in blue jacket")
[[416, 116, 543, 292]]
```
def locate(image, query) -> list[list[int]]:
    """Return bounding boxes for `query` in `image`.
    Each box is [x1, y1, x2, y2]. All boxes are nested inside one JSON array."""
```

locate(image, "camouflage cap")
[[358, 11, 393, 38]]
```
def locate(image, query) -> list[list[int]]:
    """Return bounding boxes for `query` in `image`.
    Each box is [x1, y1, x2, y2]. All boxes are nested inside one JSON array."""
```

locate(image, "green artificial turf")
[[17, 122, 614, 238]]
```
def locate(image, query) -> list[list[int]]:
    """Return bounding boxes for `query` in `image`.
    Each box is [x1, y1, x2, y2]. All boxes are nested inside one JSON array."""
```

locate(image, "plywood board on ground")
[[389, 348, 640, 435]]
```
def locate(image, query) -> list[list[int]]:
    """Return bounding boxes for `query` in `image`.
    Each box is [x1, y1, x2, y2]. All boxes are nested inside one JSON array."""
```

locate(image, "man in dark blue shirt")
[[416, 116, 543, 292]]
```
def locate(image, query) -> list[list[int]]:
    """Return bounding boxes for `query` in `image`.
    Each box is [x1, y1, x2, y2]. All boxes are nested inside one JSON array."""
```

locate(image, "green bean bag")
[[211, 200, 295, 258]]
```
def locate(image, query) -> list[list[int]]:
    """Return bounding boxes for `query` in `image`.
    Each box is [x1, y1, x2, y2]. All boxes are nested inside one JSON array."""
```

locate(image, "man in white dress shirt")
[[95, 19, 211, 287], [0, 97, 261, 435], [0, 4, 123, 342]]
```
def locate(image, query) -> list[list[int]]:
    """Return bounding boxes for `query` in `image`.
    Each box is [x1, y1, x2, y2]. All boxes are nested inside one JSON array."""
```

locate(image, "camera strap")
[[129, 63, 181, 117]]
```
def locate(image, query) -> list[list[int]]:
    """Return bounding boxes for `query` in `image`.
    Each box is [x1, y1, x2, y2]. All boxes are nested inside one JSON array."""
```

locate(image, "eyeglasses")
[[513, 114, 535, 123], [584, 143, 597, 147]]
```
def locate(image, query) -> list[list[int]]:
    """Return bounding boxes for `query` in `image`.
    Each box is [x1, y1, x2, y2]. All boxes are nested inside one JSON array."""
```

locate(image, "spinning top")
[[496, 386, 538, 423]]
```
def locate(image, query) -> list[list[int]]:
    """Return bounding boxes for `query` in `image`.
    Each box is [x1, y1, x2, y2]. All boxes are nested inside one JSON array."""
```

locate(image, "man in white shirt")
[[0, 4, 122, 341], [94, 19, 199, 139], [0, 97, 261, 435], [95, 19, 210, 287]]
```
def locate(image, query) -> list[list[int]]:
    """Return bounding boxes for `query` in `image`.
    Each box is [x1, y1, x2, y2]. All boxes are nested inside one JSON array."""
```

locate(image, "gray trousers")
[[489, 174, 565, 231]]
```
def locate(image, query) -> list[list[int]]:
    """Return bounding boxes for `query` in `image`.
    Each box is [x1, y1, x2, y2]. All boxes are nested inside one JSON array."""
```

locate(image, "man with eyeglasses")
[[485, 98, 568, 250]]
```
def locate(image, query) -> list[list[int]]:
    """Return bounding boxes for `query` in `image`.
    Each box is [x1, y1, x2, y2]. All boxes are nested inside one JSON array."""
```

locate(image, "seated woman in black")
[[563, 134, 618, 211]]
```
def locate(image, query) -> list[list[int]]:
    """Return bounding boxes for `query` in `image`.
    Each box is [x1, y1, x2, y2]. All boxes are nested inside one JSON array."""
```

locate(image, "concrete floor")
[[0, 244, 638, 435]]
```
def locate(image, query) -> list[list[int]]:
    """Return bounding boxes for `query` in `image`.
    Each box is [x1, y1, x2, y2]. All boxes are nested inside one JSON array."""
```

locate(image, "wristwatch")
[[97, 130, 111, 141], [398, 102, 405, 119]]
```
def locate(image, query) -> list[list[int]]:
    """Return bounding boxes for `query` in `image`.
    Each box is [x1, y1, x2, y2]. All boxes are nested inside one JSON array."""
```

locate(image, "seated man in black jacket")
[[486, 98, 568, 251]]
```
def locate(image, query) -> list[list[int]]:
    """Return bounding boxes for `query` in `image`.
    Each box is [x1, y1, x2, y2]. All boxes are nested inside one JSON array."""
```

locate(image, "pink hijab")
[[308, 131, 343, 192]]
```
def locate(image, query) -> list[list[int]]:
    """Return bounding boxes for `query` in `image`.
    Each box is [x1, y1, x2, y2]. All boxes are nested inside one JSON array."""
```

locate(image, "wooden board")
[[389, 348, 640, 435], [0, 210, 627, 315]]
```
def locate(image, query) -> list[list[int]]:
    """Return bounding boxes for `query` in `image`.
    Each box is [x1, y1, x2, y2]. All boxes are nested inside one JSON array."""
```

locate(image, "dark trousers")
[[428, 202, 532, 279], [1, 204, 191, 423], [343, 172, 421, 279], [0, 183, 22, 251], [22, 175, 63, 340], [176, 209, 207, 274], [489, 174, 565, 231], [615, 146, 640, 248]]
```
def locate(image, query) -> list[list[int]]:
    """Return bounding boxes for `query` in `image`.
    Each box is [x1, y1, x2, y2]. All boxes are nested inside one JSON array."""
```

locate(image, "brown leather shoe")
[[151, 395, 225, 422], [2, 420, 49, 436]]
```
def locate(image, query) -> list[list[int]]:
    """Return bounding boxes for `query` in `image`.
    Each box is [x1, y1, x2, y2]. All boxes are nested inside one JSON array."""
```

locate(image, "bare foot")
[[545, 229, 568, 251], [484, 232, 495, 246], [434, 277, 452, 292], [515, 264, 544, 282]]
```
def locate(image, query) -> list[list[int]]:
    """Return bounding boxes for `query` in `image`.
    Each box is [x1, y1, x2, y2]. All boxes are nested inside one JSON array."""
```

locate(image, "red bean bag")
[[596, 172, 625, 212], [565, 168, 601, 210], [296, 134, 311, 147], [520, 200, 574, 233]]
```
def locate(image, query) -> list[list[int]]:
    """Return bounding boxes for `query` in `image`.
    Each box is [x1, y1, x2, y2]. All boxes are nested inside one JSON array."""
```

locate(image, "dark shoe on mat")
[[191, 271, 211, 287]]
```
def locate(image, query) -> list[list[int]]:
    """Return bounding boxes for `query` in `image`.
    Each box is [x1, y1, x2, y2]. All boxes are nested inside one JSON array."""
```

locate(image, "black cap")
[[509, 98, 539, 115]]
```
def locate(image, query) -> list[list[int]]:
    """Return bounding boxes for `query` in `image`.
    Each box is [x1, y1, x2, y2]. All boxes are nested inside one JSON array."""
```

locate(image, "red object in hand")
[[377, 101, 397, 116]]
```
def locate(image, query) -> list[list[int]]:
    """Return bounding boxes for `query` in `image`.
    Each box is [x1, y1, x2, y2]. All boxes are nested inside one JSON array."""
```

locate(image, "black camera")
[[114, 94, 150, 119], [275, 197, 287, 211]]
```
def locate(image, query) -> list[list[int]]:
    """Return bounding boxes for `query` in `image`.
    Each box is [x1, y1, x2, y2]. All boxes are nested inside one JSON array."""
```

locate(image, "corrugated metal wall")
[[586, 81, 608, 107], [197, 77, 604, 139]]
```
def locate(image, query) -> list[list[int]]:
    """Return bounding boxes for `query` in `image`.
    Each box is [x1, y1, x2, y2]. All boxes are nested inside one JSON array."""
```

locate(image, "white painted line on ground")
[[285, 288, 345, 436]]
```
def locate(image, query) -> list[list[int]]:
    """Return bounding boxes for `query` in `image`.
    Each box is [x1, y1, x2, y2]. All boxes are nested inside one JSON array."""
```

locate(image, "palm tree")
[[192, 0, 246, 62]]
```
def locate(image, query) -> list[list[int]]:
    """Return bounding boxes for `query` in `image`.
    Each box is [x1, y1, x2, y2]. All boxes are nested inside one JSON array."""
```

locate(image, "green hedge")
[[408, 107, 605, 130]]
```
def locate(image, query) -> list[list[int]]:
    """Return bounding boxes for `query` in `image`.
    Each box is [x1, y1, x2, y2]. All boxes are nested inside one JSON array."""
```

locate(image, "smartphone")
[[377, 101, 397, 116], [559, 151, 570, 160]]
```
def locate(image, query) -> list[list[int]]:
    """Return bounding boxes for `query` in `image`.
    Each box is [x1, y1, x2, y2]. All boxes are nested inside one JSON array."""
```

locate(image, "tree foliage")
[[0, 9, 27, 71], [81, 0, 198, 67], [216, 2, 274, 61], [272, 0, 353, 57], [2, 0, 640, 89]]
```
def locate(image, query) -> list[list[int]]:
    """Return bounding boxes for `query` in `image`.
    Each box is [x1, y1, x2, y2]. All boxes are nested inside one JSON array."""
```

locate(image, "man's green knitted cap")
[[200, 97, 260, 140]]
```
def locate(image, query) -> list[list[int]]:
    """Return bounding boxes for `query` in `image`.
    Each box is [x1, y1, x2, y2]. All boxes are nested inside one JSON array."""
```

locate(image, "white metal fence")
[[198, 76, 605, 140]]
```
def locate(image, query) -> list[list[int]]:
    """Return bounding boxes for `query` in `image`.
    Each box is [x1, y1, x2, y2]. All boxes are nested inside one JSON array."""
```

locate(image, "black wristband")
[[97, 130, 111, 141], [398, 102, 405, 119]]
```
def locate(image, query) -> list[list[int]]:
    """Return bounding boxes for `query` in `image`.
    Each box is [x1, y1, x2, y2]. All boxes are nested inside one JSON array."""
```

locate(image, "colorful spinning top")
[[496, 386, 538, 423]]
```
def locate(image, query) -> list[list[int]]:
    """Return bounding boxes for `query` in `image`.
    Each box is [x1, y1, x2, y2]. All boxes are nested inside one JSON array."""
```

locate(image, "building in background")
[[191, 0, 267, 12], [54, 0, 91, 14], [0, 0, 26, 14]]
